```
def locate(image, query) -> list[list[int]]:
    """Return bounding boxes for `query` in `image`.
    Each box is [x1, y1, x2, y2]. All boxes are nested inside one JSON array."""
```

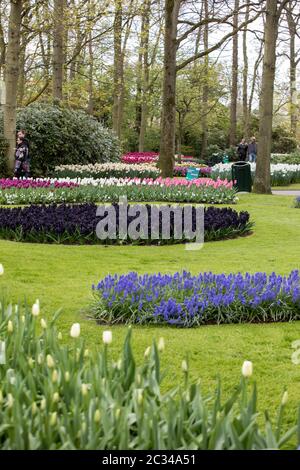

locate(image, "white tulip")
[[181, 360, 188, 372], [40, 398, 46, 410], [57, 332, 63, 340], [158, 337, 165, 352], [102, 330, 112, 344], [52, 369, 58, 383], [242, 360, 253, 378], [81, 383, 89, 396], [46, 354, 55, 368], [0, 264, 4, 276], [7, 393, 14, 408], [144, 346, 151, 358], [70, 323, 80, 338], [32, 302, 40, 317], [65, 371, 70, 382], [41, 318, 47, 329], [53, 392, 59, 403], [32, 402, 37, 415]]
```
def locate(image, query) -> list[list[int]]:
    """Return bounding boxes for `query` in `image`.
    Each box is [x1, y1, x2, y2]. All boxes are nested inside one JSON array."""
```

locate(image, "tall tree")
[[3, 0, 23, 173], [159, 0, 180, 177], [200, 0, 209, 160], [229, 0, 239, 146], [242, 0, 250, 139], [253, 0, 289, 194], [53, 0, 64, 102], [286, 0, 299, 137]]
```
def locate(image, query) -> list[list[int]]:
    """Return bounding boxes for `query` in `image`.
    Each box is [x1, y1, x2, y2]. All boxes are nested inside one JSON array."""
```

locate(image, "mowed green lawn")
[[0, 193, 300, 426]]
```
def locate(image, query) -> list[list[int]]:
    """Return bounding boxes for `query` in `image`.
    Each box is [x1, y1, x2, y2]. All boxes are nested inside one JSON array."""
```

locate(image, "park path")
[[272, 190, 300, 196]]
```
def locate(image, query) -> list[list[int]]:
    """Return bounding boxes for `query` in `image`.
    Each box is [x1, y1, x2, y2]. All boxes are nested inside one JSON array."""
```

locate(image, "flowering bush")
[[53, 163, 211, 179], [0, 204, 252, 244], [0, 297, 297, 449], [91, 271, 300, 327], [211, 163, 300, 186], [0, 177, 237, 205]]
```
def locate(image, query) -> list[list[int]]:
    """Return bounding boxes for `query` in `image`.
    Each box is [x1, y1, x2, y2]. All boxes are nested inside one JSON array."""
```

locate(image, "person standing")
[[248, 136, 257, 163], [14, 136, 30, 178], [237, 138, 248, 161]]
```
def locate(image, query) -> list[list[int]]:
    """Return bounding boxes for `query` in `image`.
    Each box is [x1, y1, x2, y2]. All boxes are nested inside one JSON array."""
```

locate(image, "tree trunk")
[[3, 0, 23, 173], [253, 0, 280, 194], [53, 0, 64, 102], [112, 0, 123, 138], [138, 0, 151, 152], [242, 0, 250, 139], [200, 0, 209, 160], [159, 0, 180, 178], [286, 2, 297, 137], [87, 29, 94, 115], [229, 0, 239, 146], [0, 13, 6, 76]]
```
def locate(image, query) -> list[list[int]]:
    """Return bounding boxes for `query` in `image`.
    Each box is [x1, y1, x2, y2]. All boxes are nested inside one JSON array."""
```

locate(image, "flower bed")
[[0, 297, 296, 450], [211, 163, 300, 186], [0, 204, 252, 244], [121, 152, 158, 164], [0, 177, 237, 205], [91, 270, 300, 327], [53, 162, 211, 179], [0, 178, 79, 189]]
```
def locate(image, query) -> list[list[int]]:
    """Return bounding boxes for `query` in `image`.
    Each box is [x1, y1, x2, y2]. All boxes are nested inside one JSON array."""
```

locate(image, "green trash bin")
[[231, 161, 252, 192]]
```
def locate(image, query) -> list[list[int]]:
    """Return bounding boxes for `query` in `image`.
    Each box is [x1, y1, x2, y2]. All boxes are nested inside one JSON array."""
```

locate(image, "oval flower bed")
[[91, 270, 300, 327], [0, 204, 252, 244], [0, 177, 237, 205]]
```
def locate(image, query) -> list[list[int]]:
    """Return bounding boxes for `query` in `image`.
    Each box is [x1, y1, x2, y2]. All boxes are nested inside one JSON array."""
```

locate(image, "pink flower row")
[[0, 179, 79, 189], [126, 177, 234, 189], [121, 152, 159, 164]]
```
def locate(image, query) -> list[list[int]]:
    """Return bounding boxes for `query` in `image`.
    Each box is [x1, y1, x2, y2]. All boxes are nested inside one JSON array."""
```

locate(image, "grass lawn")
[[1, 193, 300, 427]]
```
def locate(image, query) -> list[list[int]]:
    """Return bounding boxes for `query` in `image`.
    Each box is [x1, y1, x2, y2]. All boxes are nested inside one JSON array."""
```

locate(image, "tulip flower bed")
[[0, 178, 79, 189], [53, 162, 211, 179], [0, 204, 252, 244], [0, 299, 298, 450], [0, 177, 237, 205], [211, 163, 300, 186], [121, 152, 159, 164], [91, 271, 300, 327]]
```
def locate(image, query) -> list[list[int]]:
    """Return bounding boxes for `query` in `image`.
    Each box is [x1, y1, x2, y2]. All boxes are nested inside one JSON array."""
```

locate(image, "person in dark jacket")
[[14, 136, 30, 178], [248, 136, 257, 163], [237, 139, 248, 161]]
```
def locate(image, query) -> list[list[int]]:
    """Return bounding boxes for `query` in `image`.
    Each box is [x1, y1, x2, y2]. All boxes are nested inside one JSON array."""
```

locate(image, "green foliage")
[[0, 134, 9, 177], [11, 104, 120, 176], [272, 125, 297, 154], [0, 300, 298, 449], [271, 153, 300, 164]]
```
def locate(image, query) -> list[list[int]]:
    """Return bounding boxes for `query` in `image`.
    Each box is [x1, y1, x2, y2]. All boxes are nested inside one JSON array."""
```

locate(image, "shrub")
[[0, 104, 121, 176], [0, 203, 252, 245], [0, 299, 298, 449], [271, 153, 300, 165], [91, 270, 300, 327]]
